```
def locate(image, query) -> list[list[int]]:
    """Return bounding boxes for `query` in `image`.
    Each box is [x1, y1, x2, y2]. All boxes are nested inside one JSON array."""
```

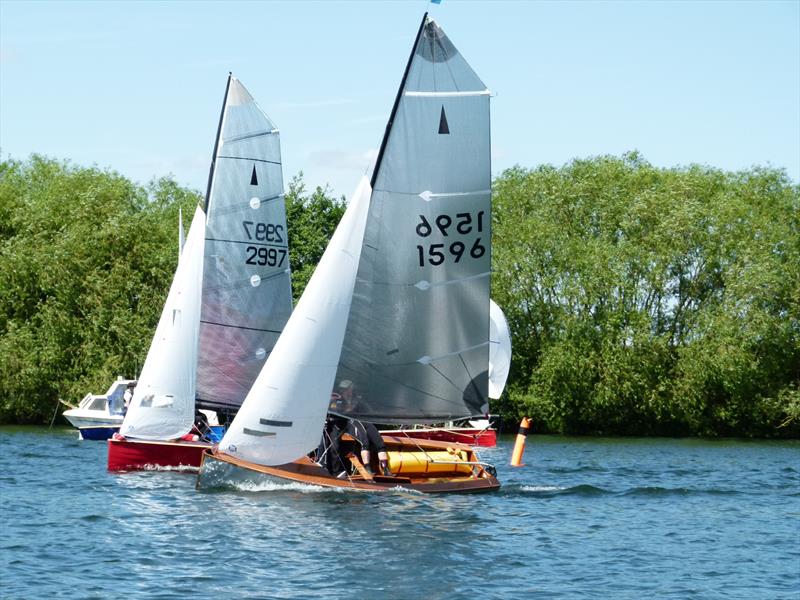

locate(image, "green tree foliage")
[[0, 157, 346, 424], [492, 153, 800, 437], [284, 173, 346, 302], [3, 153, 797, 438], [0, 156, 201, 423]]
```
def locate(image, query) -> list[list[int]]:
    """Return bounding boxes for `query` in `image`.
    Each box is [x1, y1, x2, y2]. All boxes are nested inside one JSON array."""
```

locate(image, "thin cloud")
[[308, 148, 377, 171], [347, 114, 386, 126], [273, 98, 355, 110]]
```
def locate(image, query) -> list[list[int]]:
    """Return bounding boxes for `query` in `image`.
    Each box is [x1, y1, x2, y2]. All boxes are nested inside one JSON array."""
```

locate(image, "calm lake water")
[[1, 427, 798, 599]]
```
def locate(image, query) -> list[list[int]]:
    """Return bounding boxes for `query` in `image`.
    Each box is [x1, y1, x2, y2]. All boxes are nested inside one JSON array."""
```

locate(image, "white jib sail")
[[219, 176, 372, 466], [120, 205, 205, 440], [488, 299, 512, 399]]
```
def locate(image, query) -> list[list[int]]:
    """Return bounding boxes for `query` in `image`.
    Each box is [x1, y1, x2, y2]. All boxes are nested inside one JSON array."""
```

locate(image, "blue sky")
[[1, 0, 798, 199]]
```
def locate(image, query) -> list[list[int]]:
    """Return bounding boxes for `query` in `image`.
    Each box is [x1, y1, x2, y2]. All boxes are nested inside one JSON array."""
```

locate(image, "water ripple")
[[1, 428, 798, 599]]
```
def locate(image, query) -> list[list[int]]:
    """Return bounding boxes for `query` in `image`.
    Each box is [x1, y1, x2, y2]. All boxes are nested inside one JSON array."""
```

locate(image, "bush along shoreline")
[[1, 153, 797, 437]]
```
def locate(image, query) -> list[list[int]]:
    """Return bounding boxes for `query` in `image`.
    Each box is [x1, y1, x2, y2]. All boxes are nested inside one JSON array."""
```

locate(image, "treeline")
[[0, 156, 343, 424], [1, 153, 798, 437], [491, 152, 799, 438]]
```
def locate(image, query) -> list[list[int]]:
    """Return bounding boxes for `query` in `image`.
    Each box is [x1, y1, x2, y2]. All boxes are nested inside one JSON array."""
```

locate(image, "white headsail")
[[219, 177, 372, 466], [488, 299, 512, 399], [120, 206, 205, 440]]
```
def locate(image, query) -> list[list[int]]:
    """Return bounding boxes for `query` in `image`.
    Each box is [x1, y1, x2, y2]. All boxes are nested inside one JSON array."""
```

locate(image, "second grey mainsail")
[[334, 17, 492, 424], [197, 76, 293, 413]]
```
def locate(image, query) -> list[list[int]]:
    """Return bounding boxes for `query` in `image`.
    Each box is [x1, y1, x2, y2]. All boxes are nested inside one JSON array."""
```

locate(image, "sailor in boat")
[[122, 385, 133, 415], [179, 411, 213, 443], [317, 380, 391, 477]]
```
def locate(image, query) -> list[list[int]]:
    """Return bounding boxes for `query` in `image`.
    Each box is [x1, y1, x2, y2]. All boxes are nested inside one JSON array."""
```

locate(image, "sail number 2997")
[[243, 220, 287, 267], [415, 211, 486, 267]]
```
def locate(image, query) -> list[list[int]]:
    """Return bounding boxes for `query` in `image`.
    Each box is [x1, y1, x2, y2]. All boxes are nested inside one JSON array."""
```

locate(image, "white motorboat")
[[63, 377, 136, 440]]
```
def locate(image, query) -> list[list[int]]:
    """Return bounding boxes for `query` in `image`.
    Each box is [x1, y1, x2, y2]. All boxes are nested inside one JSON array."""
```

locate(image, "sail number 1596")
[[415, 211, 486, 267]]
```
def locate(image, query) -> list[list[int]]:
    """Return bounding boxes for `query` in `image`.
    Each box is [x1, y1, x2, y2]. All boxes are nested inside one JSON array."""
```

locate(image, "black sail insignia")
[[438, 105, 450, 134]]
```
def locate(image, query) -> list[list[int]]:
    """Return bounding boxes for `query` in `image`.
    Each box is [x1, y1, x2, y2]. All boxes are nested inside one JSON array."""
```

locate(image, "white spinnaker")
[[219, 176, 371, 466], [121, 206, 205, 440], [488, 299, 511, 399]]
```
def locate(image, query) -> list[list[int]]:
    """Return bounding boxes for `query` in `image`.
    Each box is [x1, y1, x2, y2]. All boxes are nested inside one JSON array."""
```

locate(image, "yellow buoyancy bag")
[[387, 448, 472, 475]]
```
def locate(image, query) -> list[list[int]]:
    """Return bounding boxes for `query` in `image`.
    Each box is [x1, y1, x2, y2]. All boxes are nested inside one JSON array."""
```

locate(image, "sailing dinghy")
[[197, 15, 499, 493], [108, 76, 293, 470]]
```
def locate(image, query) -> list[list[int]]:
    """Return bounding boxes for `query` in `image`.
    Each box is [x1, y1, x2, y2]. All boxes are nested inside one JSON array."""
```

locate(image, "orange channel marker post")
[[510, 417, 532, 467]]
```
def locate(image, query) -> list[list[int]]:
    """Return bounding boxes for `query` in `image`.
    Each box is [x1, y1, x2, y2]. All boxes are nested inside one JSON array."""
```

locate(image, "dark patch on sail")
[[243, 427, 275, 437], [438, 106, 450, 134], [418, 20, 456, 64], [386, 349, 399, 356], [250, 164, 258, 186], [260, 418, 292, 427]]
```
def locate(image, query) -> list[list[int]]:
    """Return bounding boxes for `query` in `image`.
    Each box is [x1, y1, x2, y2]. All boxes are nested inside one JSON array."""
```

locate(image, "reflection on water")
[[1, 427, 798, 599]]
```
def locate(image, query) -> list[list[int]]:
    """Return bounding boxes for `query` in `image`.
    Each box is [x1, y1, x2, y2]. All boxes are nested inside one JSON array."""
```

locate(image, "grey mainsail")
[[333, 16, 492, 424], [197, 76, 293, 413]]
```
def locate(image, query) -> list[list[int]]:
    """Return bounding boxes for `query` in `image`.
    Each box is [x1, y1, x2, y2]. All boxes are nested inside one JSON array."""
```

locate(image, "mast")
[[204, 72, 233, 213], [370, 13, 428, 189]]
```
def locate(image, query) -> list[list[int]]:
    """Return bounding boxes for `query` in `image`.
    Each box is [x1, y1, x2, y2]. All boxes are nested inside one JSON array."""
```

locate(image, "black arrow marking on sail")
[[438, 105, 450, 135], [250, 164, 259, 186]]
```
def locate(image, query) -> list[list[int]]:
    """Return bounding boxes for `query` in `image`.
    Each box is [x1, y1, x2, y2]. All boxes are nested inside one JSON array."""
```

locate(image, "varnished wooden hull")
[[196, 435, 500, 494]]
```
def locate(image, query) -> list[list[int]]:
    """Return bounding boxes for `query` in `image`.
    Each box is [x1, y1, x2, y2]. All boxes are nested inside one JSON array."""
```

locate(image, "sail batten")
[[204, 237, 288, 248], [216, 156, 282, 166], [199, 320, 283, 334], [224, 129, 279, 143], [404, 90, 490, 97]]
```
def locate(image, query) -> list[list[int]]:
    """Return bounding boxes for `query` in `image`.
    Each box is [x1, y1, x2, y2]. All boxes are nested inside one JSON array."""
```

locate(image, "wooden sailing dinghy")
[[197, 14, 500, 493], [109, 75, 293, 471]]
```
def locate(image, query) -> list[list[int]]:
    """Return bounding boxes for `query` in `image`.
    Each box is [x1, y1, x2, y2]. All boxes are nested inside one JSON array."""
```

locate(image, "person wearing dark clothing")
[[346, 418, 390, 476], [316, 413, 349, 477], [316, 380, 392, 477]]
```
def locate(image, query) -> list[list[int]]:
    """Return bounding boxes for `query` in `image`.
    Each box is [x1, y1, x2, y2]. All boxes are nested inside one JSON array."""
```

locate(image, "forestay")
[[197, 77, 293, 413], [333, 16, 492, 424], [219, 177, 372, 466], [488, 299, 511, 399], [120, 206, 205, 440]]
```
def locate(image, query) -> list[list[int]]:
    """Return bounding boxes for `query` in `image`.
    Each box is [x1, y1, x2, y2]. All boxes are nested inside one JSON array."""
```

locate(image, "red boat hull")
[[382, 427, 497, 447], [107, 438, 212, 471]]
